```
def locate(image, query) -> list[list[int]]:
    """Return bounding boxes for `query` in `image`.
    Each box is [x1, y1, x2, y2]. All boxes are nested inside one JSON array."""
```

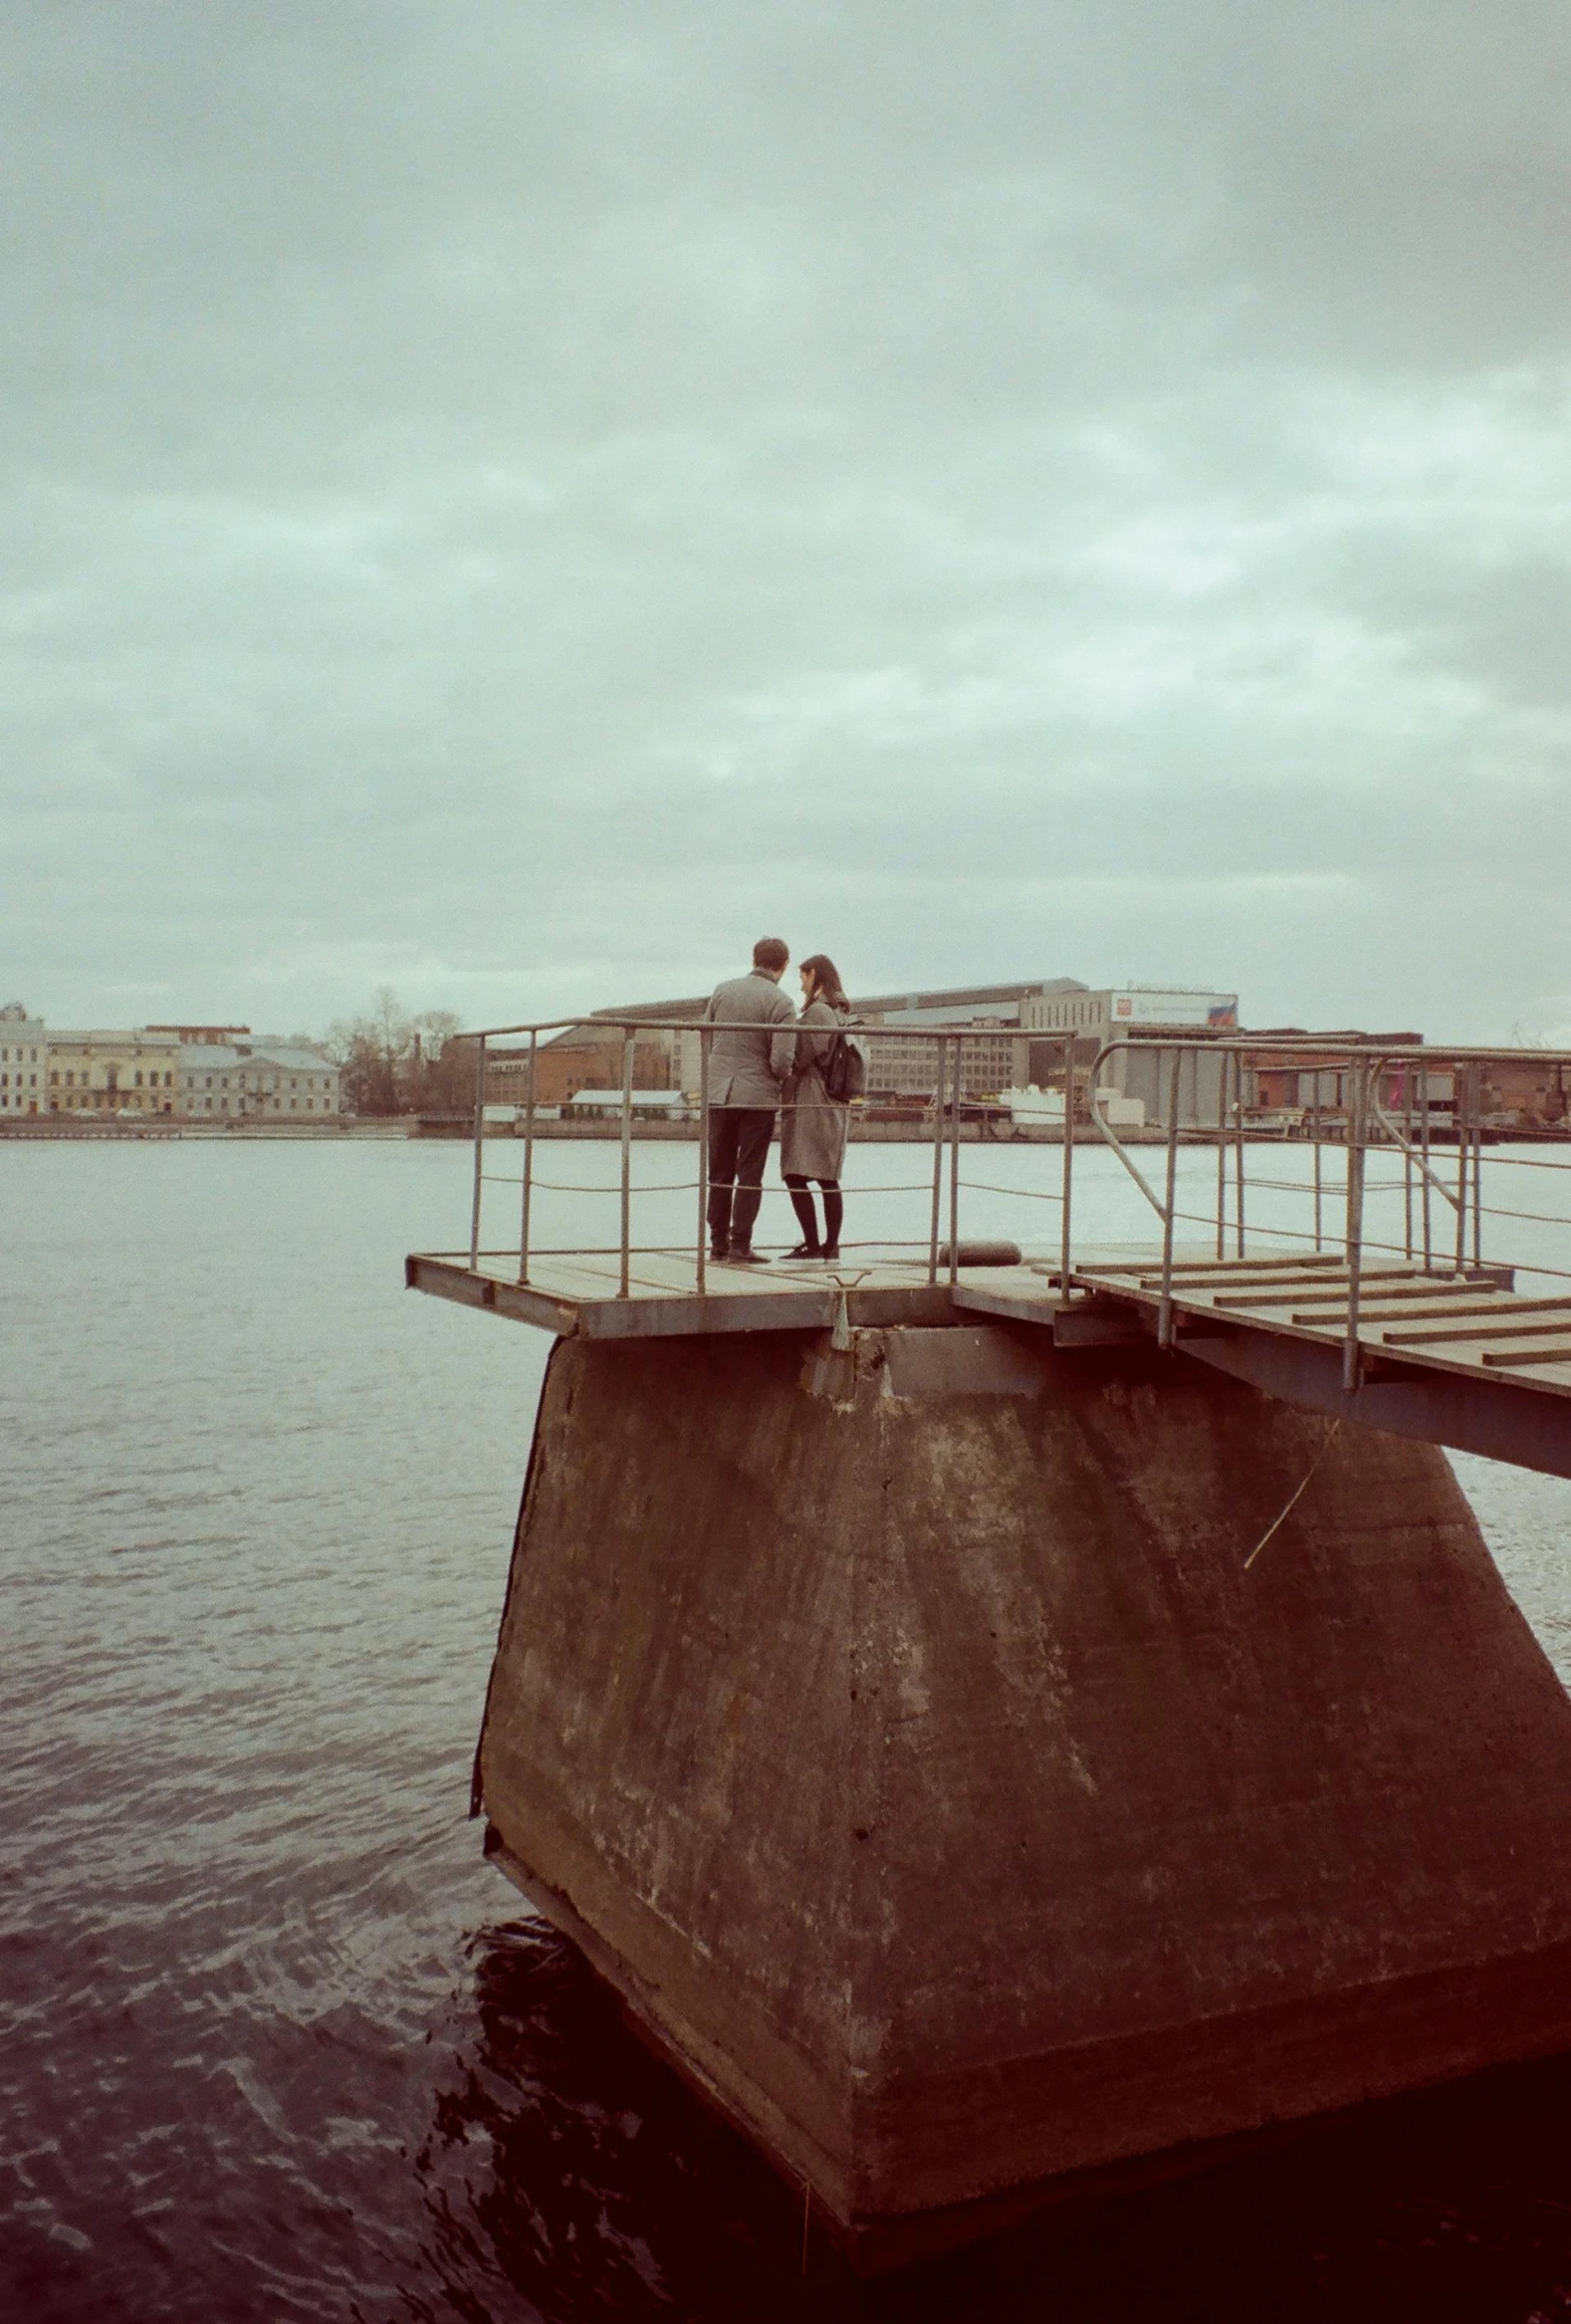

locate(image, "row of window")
[[876, 1040, 1019, 1061], [47, 1093, 167, 1108], [44, 1068, 179, 1088], [0, 1047, 41, 1063], [28, 1095, 329, 1114], [1033, 1008, 1086, 1030], [193, 1096, 325, 1112], [10, 1058, 332, 1089], [184, 1075, 333, 1091]]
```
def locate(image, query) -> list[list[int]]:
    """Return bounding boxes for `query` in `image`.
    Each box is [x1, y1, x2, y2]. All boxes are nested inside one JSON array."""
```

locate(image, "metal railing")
[[445, 1017, 1571, 1363], [453, 1014, 1081, 1294], [1084, 1035, 1571, 1392]]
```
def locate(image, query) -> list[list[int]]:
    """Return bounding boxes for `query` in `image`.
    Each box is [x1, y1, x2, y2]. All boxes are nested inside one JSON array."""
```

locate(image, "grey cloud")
[[4, 2, 1571, 1042]]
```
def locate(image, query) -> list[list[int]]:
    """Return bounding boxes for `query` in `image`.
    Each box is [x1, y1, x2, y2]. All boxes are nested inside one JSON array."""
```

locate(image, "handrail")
[[457, 1016, 1571, 1332], [453, 1013, 1571, 1067]]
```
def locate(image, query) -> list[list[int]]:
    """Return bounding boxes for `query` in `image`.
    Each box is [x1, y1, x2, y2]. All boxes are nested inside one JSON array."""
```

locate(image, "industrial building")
[[1027, 988, 1239, 1128], [851, 980, 1084, 1101], [858, 981, 1239, 1110]]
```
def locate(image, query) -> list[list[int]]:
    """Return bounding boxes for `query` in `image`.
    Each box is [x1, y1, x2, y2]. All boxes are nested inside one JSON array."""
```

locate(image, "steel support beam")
[[1168, 1317, 1571, 1483]]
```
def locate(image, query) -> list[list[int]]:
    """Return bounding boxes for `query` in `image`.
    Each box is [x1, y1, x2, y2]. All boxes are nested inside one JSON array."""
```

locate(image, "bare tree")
[[325, 988, 415, 1114], [322, 995, 472, 1114], [408, 1011, 473, 1111]]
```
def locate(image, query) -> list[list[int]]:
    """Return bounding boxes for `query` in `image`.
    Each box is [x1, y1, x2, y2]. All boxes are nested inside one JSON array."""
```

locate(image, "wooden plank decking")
[[1067, 1255, 1571, 1403], [404, 1247, 965, 1337]]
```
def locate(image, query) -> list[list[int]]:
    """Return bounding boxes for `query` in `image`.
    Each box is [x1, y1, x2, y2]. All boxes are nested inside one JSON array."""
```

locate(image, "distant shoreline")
[[0, 1115, 1160, 1148], [8, 1117, 1566, 1150], [0, 1118, 411, 1142]]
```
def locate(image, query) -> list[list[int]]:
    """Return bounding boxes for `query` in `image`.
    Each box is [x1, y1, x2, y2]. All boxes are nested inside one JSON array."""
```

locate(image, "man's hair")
[[753, 937, 789, 972]]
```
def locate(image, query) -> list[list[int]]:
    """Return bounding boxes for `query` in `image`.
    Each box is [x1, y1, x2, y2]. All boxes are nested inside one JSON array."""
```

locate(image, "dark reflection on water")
[[407, 1919, 1571, 2324], [8, 1142, 1571, 2322], [408, 1919, 810, 2322]]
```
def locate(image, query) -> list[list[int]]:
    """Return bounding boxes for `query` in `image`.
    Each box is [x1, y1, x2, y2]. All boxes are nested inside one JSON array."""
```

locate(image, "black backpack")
[[820, 1019, 868, 1103]]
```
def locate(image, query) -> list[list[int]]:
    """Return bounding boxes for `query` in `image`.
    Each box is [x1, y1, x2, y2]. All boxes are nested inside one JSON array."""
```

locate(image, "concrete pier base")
[[474, 1323, 1571, 2269]]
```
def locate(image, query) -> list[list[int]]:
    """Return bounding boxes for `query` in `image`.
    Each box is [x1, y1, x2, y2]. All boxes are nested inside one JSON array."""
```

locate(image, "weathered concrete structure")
[[473, 1321, 1571, 2268]]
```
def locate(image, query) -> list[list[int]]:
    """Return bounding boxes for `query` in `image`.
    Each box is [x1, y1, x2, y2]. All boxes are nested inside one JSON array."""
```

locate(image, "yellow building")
[[47, 1029, 182, 1115]]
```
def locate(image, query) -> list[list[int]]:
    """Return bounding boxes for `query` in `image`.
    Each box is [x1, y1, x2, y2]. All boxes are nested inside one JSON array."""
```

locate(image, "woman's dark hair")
[[799, 953, 848, 1009]]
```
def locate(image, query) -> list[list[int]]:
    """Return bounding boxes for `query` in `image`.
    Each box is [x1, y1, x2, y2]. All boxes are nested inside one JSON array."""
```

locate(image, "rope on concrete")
[[1242, 1421, 1343, 1573]]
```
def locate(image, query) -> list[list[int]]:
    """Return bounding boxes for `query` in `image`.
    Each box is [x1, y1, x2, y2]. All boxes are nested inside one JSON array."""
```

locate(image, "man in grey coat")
[[704, 937, 796, 1264]]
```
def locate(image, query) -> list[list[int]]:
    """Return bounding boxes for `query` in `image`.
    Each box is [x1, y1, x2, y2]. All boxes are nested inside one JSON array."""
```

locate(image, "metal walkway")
[[1071, 1252, 1571, 1392], [407, 1019, 1571, 1484], [405, 1244, 1571, 1481]]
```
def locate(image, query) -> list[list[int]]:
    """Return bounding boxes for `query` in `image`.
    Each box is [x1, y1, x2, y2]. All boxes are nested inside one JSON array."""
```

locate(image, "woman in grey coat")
[[780, 952, 851, 1260]]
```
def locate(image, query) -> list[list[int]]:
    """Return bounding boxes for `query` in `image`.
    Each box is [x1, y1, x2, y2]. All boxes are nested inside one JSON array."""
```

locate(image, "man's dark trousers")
[[707, 1107, 776, 1249]]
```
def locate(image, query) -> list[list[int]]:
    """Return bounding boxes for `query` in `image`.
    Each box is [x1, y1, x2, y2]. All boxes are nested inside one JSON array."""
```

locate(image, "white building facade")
[[0, 1003, 49, 1114], [0, 1004, 47, 1114], [1020, 987, 1240, 1127], [179, 1043, 340, 1119]]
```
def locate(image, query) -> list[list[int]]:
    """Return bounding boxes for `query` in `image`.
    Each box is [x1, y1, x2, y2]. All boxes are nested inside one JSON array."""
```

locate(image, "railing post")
[[928, 1043, 946, 1284], [1455, 1056, 1468, 1278], [518, 1029, 537, 1284], [1058, 1035, 1074, 1294], [1158, 1046, 1181, 1349], [948, 1035, 962, 1288], [697, 1028, 710, 1292], [1313, 1123, 1323, 1254], [1215, 1042, 1228, 1260], [1468, 1063, 1477, 1264], [618, 1028, 635, 1298], [1402, 1063, 1415, 1262], [1232, 1047, 1245, 1257], [469, 1034, 487, 1271], [1343, 1058, 1367, 1394], [1421, 1056, 1433, 1268]]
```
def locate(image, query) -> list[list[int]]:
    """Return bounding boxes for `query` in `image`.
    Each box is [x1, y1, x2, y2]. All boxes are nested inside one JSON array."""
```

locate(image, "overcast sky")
[[5, 1, 1570, 1041]]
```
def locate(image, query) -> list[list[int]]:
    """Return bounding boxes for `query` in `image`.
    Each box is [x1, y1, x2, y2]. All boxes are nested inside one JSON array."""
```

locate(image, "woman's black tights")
[[784, 1175, 842, 1251]]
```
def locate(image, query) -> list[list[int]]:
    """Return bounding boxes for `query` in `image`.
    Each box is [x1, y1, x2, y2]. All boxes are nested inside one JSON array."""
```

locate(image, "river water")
[[6, 1137, 1571, 2323]]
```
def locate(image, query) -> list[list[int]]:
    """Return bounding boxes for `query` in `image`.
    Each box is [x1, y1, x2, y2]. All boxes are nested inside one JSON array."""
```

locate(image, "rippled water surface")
[[7, 1137, 1571, 2323]]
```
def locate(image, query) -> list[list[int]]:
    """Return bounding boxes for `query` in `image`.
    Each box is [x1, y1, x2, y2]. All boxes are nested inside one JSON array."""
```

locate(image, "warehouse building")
[[494, 977, 1243, 1123]]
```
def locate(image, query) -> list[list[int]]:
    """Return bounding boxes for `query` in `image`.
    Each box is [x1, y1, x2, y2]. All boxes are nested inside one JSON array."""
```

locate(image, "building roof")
[[146, 1024, 252, 1040], [852, 978, 1087, 1021], [574, 978, 1093, 1034], [587, 998, 709, 1027], [1241, 1028, 1424, 1046], [49, 1027, 181, 1046], [178, 1044, 337, 1073]]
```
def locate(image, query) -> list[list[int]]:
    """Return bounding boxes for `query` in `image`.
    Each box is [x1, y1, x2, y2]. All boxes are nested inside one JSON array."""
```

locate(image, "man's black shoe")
[[782, 1243, 824, 1261], [726, 1246, 771, 1266], [709, 1242, 729, 1262]]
